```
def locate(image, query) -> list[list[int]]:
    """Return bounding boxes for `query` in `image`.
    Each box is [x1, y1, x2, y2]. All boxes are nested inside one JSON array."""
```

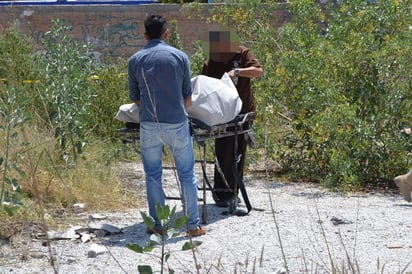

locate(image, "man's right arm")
[[184, 96, 192, 111]]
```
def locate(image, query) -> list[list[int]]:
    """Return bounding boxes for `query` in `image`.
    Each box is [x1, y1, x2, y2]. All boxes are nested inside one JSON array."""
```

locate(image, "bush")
[[0, 24, 36, 215], [0, 23, 38, 89], [87, 62, 130, 140], [0, 20, 137, 221], [34, 18, 97, 162], [274, 0, 412, 188], [194, 0, 412, 188]]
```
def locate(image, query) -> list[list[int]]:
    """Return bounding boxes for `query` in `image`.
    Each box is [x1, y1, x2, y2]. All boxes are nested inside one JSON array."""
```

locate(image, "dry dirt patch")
[[1, 162, 412, 274]]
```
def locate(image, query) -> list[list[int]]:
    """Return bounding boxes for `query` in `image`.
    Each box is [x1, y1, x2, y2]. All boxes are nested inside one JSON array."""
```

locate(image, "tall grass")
[[0, 21, 141, 237]]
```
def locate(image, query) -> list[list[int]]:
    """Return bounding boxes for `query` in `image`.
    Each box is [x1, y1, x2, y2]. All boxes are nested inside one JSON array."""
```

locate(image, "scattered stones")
[[2, 163, 412, 273], [47, 226, 81, 240], [87, 223, 121, 234], [45, 221, 121, 243]]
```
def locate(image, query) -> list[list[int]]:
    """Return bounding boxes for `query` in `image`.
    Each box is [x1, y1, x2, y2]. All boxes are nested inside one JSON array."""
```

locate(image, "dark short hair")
[[144, 15, 167, 39]]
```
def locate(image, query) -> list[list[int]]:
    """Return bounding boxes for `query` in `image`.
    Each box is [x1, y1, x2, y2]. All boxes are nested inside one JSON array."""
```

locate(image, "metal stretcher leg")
[[213, 151, 234, 201], [228, 129, 252, 215], [197, 140, 227, 223], [194, 129, 252, 216], [190, 113, 256, 219], [116, 128, 140, 157], [200, 144, 208, 224]]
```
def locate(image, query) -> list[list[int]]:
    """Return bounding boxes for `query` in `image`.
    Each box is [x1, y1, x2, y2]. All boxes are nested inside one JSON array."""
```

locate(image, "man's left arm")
[[228, 66, 263, 79], [229, 47, 264, 79]]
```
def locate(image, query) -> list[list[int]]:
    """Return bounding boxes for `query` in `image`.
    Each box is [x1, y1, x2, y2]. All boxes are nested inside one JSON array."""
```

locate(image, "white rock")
[[87, 243, 107, 258], [80, 233, 91, 243], [274, 267, 287, 274], [73, 203, 85, 214], [89, 213, 107, 220], [65, 256, 77, 264]]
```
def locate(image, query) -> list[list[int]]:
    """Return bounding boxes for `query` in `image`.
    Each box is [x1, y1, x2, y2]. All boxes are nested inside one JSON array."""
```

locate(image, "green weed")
[[127, 204, 202, 274]]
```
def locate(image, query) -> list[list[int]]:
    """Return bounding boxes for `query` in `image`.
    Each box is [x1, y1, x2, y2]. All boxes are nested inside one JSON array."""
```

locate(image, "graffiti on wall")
[[19, 11, 147, 58], [76, 14, 147, 57]]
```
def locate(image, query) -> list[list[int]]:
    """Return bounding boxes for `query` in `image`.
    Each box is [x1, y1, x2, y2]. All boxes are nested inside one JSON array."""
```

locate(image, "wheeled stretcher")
[[116, 112, 255, 224]]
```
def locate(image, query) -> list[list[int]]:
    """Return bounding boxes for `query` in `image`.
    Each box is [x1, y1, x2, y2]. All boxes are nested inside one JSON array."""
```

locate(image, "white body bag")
[[114, 103, 140, 124], [187, 73, 242, 126]]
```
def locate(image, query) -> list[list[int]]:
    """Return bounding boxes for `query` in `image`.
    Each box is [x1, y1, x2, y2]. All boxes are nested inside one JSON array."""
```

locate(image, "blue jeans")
[[140, 120, 200, 230]]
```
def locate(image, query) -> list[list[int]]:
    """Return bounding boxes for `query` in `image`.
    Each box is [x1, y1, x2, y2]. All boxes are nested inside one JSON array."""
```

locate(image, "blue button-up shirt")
[[128, 39, 192, 124]]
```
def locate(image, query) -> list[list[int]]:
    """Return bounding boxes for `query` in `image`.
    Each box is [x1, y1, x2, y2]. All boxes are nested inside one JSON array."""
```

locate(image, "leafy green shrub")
[[0, 87, 29, 216], [35, 18, 97, 163], [190, 40, 207, 77], [86, 63, 129, 140], [274, 0, 412, 188], [0, 19, 140, 222], [190, 0, 412, 188], [168, 19, 184, 50], [0, 23, 38, 89], [0, 23, 36, 215]]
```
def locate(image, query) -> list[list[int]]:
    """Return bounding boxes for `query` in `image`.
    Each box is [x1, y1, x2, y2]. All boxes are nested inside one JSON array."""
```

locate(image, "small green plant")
[[0, 86, 29, 216], [126, 204, 202, 274]]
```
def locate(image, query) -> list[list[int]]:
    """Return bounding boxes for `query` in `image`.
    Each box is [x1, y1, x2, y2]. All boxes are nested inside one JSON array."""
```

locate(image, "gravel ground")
[[1, 162, 412, 274]]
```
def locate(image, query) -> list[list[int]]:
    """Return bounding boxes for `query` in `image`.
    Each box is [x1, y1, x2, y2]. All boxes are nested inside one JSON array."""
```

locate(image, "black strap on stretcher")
[[231, 122, 252, 214], [190, 114, 253, 215]]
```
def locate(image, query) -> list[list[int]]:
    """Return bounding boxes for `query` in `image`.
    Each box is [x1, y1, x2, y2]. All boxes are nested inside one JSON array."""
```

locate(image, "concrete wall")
[[0, 4, 289, 59]]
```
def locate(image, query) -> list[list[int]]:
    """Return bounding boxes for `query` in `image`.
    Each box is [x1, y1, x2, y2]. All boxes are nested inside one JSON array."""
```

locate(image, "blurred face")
[[208, 31, 240, 62]]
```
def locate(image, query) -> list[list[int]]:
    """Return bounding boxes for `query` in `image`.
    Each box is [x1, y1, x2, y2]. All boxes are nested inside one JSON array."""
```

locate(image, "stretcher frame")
[[116, 112, 255, 224], [190, 112, 255, 223]]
